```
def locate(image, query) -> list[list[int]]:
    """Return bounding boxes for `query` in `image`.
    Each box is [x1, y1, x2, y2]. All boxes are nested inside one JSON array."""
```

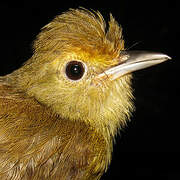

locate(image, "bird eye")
[[65, 61, 85, 81]]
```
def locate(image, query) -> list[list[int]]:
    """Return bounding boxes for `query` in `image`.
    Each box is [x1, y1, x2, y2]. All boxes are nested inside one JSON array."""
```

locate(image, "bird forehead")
[[63, 47, 119, 68]]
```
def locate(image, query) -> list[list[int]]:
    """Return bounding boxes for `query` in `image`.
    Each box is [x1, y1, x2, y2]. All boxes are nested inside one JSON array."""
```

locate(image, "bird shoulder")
[[0, 77, 110, 179]]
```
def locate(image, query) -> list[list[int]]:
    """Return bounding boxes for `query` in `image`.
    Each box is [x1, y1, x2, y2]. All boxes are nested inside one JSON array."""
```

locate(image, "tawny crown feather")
[[33, 8, 124, 58]]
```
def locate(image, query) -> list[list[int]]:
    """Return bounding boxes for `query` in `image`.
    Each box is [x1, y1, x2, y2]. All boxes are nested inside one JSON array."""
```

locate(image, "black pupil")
[[65, 61, 84, 80]]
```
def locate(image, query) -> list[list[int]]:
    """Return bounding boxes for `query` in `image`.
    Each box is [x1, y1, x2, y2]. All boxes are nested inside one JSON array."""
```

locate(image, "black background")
[[0, 0, 179, 179]]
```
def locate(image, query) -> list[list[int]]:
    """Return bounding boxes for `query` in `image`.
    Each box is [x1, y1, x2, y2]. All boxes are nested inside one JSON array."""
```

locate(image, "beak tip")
[[158, 53, 172, 61], [166, 55, 172, 60]]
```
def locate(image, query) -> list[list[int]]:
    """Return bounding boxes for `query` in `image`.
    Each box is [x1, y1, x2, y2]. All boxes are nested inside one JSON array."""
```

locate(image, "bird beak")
[[97, 51, 171, 81]]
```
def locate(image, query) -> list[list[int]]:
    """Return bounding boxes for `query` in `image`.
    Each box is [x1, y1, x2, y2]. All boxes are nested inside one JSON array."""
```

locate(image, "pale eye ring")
[[65, 61, 85, 81]]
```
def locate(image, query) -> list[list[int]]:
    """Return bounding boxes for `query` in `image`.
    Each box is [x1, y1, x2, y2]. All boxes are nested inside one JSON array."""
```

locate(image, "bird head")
[[11, 8, 170, 136]]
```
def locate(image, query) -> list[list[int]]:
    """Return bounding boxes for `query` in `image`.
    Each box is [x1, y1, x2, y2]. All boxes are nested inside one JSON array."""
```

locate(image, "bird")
[[0, 8, 170, 180]]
